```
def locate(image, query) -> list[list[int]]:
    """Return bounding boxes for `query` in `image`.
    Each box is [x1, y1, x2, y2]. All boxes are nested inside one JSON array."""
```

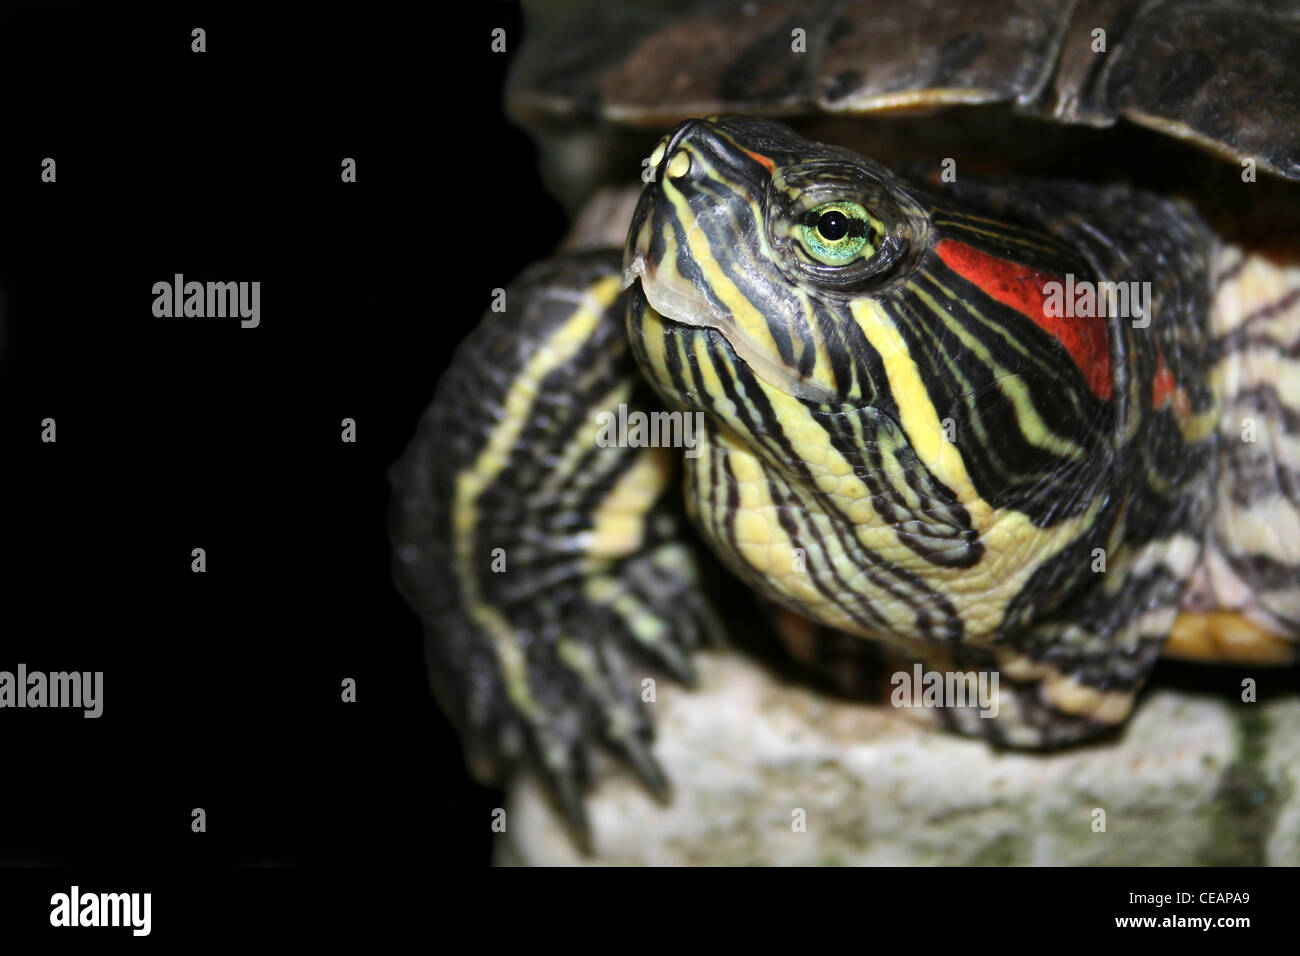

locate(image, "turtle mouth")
[[621, 116, 847, 407], [622, 248, 843, 406]]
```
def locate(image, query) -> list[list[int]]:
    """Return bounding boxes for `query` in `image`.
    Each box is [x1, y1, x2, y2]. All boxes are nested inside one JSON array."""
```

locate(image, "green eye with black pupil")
[[798, 201, 874, 265]]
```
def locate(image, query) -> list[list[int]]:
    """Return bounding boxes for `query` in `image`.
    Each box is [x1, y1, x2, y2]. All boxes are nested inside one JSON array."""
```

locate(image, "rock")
[[496, 651, 1300, 865]]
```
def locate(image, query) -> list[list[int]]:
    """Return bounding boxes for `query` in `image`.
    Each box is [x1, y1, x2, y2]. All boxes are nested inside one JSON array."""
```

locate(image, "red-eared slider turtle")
[[389, 1, 1300, 832]]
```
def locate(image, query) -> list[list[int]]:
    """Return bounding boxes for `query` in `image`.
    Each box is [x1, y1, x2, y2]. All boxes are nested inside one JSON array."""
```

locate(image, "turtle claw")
[[541, 758, 592, 847], [609, 730, 670, 799], [536, 726, 668, 853]]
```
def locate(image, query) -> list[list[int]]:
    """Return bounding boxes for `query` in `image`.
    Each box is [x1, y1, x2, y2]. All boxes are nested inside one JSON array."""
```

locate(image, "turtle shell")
[[508, 0, 1300, 210]]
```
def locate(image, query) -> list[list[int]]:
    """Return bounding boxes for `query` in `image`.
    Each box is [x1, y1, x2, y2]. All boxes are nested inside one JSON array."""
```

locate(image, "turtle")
[[389, 0, 1300, 835]]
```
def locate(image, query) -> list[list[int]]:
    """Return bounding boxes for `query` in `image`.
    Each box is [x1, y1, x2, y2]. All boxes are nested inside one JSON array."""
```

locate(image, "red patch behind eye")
[[935, 238, 1112, 400]]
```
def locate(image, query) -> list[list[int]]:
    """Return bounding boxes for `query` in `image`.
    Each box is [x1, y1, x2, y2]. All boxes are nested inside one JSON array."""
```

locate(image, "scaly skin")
[[390, 117, 1300, 830]]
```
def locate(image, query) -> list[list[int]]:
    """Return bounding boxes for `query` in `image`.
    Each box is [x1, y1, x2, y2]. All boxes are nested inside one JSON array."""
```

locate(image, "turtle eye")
[[798, 201, 876, 265]]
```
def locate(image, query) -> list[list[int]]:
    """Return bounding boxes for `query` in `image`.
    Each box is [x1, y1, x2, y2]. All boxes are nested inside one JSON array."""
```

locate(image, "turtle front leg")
[[388, 251, 721, 834]]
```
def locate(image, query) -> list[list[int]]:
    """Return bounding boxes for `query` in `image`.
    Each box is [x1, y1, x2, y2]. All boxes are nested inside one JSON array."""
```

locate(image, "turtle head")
[[623, 115, 931, 406], [622, 116, 1125, 646]]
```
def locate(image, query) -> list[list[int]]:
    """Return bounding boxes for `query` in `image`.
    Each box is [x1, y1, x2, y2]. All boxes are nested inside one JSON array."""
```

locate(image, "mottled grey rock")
[[496, 652, 1299, 866]]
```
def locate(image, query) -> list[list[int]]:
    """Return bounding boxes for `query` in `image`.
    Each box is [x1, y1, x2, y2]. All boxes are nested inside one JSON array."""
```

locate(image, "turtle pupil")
[[818, 211, 849, 241]]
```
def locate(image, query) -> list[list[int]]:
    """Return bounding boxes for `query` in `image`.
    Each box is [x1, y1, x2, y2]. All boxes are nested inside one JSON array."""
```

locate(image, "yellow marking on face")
[[653, 153, 840, 401], [638, 147, 863, 406], [662, 158, 778, 333], [666, 150, 691, 179], [850, 297, 976, 501]]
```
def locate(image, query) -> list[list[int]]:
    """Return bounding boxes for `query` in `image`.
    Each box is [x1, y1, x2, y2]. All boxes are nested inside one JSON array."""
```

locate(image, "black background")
[[0, 0, 561, 867]]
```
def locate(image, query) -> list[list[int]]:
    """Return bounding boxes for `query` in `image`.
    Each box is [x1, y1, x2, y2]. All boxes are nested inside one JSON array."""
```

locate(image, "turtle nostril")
[[666, 150, 691, 179]]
